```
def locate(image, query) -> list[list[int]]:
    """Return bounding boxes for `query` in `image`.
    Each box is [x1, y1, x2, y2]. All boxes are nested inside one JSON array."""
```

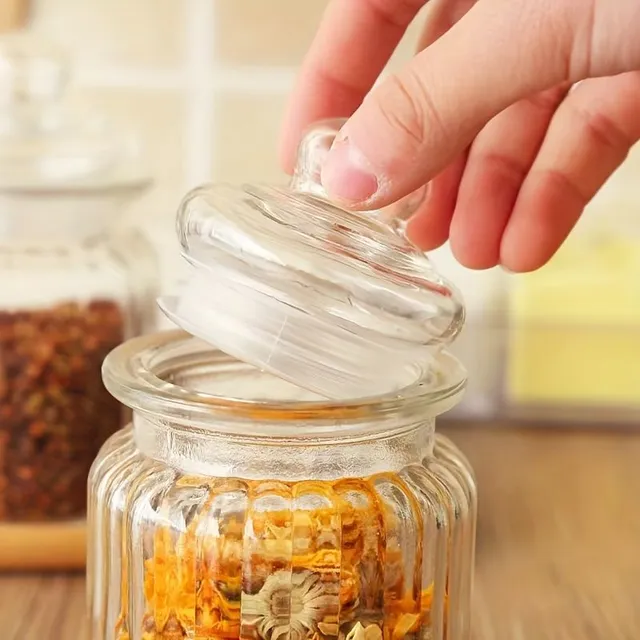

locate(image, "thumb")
[[321, 0, 584, 208]]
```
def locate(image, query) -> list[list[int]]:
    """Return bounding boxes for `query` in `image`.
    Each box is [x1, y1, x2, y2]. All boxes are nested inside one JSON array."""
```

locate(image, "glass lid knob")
[[0, 32, 151, 191], [291, 117, 429, 229]]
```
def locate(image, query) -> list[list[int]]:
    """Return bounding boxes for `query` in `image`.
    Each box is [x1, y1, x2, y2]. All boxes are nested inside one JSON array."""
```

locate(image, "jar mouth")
[[102, 330, 466, 437]]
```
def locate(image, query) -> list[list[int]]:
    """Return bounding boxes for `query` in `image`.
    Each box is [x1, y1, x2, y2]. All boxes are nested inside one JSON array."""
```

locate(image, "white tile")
[[30, 0, 186, 69], [213, 93, 289, 185], [214, 0, 328, 67]]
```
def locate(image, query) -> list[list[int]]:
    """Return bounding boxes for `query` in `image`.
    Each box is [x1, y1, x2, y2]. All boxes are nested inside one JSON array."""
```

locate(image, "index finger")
[[279, 0, 428, 173]]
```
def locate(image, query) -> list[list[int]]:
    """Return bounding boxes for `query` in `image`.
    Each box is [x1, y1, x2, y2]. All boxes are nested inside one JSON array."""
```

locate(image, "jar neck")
[[132, 411, 435, 481]]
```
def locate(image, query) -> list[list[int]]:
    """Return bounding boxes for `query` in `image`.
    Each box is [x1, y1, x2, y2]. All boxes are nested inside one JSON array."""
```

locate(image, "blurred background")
[[18, 0, 431, 304], [9, 0, 640, 426], [0, 1, 639, 639]]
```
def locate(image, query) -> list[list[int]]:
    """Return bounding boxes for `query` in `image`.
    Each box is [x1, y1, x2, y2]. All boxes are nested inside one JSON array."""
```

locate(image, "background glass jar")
[[88, 330, 477, 640], [0, 33, 157, 568]]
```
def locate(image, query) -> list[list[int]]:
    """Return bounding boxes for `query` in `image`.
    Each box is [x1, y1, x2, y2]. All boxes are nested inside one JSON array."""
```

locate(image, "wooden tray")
[[0, 521, 86, 571], [0, 0, 30, 32]]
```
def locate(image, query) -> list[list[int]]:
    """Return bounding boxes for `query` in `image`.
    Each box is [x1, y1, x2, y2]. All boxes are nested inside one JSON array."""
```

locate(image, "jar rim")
[[103, 330, 467, 437]]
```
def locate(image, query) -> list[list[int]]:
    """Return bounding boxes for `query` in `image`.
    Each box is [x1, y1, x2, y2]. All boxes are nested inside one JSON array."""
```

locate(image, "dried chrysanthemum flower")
[[344, 621, 383, 640], [121, 476, 442, 640], [243, 569, 337, 640], [392, 613, 421, 640]]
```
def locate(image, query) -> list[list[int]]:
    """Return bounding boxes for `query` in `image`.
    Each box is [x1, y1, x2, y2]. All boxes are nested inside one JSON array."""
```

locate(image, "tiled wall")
[[25, 0, 640, 327], [22, 0, 640, 420], [25, 0, 432, 306]]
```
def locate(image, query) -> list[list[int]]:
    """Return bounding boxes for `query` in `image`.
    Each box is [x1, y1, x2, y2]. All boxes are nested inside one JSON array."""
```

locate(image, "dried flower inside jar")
[[115, 476, 443, 640]]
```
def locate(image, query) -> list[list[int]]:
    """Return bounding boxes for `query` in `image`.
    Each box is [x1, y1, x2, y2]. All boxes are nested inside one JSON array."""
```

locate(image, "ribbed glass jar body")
[[88, 332, 476, 640]]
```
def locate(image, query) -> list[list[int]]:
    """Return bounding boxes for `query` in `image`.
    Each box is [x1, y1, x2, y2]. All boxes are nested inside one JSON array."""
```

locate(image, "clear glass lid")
[[0, 32, 149, 192], [159, 120, 465, 399]]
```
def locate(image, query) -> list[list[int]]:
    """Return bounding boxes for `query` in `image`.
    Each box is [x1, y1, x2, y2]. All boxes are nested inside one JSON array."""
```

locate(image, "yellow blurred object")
[[507, 233, 640, 410], [0, 0, 29, 32]]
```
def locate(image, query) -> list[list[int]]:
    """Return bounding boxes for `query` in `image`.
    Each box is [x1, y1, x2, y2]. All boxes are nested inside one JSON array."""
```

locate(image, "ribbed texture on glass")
[[88, 429, 476, 640]]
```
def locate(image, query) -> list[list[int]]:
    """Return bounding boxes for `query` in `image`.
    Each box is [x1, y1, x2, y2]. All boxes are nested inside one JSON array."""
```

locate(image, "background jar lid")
[[0, 31, 150, 193]]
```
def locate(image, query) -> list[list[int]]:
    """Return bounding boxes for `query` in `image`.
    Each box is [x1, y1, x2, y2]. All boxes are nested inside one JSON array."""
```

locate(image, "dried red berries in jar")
[[0, 299, 125, 520]]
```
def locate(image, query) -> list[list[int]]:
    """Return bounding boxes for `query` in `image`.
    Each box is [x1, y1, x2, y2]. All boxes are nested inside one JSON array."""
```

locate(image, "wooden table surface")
[[3, 423, 640, 640]]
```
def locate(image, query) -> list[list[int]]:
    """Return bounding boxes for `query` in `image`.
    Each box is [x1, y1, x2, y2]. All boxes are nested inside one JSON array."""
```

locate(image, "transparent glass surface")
[[0, 32, 147, 191], [88, 331, 476, 640], [0, 33, 156, 524], [160, 121, 465, 400], [0, 211, 157, 523]]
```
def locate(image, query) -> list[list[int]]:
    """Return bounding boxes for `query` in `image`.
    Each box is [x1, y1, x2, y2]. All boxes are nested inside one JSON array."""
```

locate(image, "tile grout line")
[[184, 0, 217, 187], [213, 67, 297, 93], [72, 65, 398, 96], [207, 0, 221, 181], [145, 0, 220, 306], [74, 68, 186, 90]]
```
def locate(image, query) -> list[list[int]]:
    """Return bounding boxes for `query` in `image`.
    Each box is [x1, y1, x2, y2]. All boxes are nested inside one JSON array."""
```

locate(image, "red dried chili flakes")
[[0, 298, 126, 521]]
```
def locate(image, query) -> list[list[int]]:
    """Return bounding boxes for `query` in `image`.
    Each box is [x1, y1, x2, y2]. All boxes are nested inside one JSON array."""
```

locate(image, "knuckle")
[[573, 104, 633, 151], [541, 168, 590, 207], [524, 86, 568, 113], [478, 152, 528, 185], [568, 0, 596, 80], [381, 73, 427, 147], [374, 70, 446, 155]]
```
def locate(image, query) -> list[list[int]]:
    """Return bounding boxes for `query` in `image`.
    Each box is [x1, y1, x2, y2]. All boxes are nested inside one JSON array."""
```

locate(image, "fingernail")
[[321, 135, 379, 204]]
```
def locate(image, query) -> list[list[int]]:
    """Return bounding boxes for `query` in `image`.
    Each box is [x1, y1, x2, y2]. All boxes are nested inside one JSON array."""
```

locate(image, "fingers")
[[405, 154, 467, 250], [415, 0, 477, 49], [279, 0, 428, 173], [445, 85, 569, 269], [500, 72, 640, 272], [321, 0, 583, 207], [403, 0, 478, 251]]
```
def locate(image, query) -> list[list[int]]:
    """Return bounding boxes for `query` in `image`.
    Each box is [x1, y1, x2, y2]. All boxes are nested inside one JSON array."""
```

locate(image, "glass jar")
[[88, 118, 477, 639], [88, 330, 476, 640], [0, 33, 157, 568]]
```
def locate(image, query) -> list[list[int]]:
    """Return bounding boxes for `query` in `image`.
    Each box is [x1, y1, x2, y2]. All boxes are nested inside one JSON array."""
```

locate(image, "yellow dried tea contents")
[[122, 475, 439, 640], [345, 622, 382, 640]]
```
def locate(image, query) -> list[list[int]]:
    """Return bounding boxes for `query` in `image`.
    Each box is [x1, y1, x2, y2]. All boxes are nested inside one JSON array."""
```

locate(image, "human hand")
[[279, 0, 640, 271]]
